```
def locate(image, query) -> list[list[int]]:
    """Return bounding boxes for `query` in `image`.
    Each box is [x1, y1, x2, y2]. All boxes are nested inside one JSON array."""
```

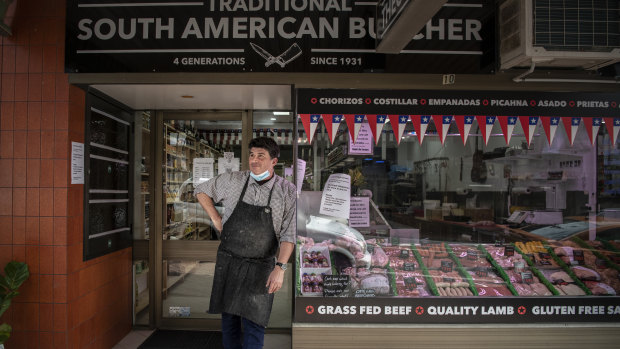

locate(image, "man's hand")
[[266, 267, 285, 294]]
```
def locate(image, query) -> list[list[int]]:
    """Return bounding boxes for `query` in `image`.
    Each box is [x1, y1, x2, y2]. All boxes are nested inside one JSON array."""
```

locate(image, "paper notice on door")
[[319, 173, 351, 219], [218, 156, 240, 175], [348, 122, 373, 155], [193, 158, 214, 185], [349, 196, 370, 227], [71, 142, 84, 184], [296, 159, 306, 194]]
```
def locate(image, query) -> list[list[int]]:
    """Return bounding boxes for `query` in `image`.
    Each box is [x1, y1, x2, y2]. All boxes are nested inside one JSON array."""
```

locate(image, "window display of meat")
[[529, 283, 553, 296], [359, 273, 391, 295], [571, 266, 601, 281], [475, 284, 514, 297], [389, 258, 420, 271], [449, 244, 492, 268], [417, 243, 449, 259], [394, 271, 427, 287], [556, 284, 587, 296], [513, 283, 535, 296], [393, 272, 431, 297], [395, 286, 432, 297], [584, 281, 617, 295], [598, 268, 620, 294], [437, 286, 473, 296], [301, 271, 328, 295], [485, 245, 524, 269], [427, 270, 468, 288], [427, 258, 457, 269], [506, 269, 541, 284], [467, 270, 505, 285], [512, 282, 553, 296], [383, 246, 419, 270], [539, 269, 576, 284], [369, 244, 389, 268]]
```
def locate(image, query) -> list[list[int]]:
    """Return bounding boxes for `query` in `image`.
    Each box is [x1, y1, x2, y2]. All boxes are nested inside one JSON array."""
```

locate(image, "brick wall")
[[0, 1, 133, 348]]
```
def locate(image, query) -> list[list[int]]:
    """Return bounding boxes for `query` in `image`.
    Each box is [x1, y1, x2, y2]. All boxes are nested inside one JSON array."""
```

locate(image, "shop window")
[[295, 107, 620, 324]]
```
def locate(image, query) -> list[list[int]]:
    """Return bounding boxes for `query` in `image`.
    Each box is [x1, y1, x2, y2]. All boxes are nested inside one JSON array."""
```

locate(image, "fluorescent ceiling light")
[[273, 111, 290, 115], [270, 117, 276, 121]]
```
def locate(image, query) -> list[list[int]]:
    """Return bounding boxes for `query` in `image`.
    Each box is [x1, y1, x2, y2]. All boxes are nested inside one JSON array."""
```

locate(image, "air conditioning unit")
[[500, 0, 620, 70]]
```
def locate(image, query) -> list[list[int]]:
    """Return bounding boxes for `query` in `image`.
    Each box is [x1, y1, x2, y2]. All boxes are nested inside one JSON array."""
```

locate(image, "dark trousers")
[[221, 312, 265, 349]]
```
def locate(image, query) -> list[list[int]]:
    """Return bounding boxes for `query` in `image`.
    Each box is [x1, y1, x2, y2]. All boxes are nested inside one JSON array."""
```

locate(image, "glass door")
[[155, 111, 248, 329], [152, 110, 295, 330]]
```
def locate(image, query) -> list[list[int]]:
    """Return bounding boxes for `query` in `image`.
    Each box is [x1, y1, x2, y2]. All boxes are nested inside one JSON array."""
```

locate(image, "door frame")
[[152, 110, 252, 329]]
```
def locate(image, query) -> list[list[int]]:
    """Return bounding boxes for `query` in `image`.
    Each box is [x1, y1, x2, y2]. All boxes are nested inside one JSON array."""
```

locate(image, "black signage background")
[[297, 89, 620, 117], [296, 297, 620, 323], [65, 0, 494, 73]]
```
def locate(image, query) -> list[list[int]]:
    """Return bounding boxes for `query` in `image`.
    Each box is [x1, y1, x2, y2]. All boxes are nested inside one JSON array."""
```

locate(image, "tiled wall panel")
[[0, 0, 133, 347]]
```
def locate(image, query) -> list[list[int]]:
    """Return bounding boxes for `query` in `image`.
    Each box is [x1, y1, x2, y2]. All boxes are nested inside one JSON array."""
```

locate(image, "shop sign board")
[[297, 89, 620, 118], [295, 297, 620, 323], [65, 0, 494, 73]]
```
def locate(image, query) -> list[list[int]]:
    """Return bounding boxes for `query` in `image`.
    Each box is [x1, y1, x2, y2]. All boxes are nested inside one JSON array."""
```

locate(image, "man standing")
[[194, 137, 296, 349]]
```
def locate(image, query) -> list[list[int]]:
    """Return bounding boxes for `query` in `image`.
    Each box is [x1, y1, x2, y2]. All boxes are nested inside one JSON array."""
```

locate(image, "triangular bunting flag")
[[476, 115, 496, 145], [344, 114, 365, 143], [518, 116, 539, 148], [497, 116, 518, 145], [432, 115, 453, 145], [388, 115, 409, 145], [322, 114, 343, 144], [604, 117, 620, 145], [454, 115, 475, 145], [411, 115, 432, 144], [366, 114, 387, 145], [562, 117, 581, 146], [299, 114, 321, 143], [582, 117, 603, 146], [540, 116, 561, 146]]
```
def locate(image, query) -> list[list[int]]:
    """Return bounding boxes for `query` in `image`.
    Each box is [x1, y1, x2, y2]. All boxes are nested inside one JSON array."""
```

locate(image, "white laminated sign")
[[319, 173, 351, 219]]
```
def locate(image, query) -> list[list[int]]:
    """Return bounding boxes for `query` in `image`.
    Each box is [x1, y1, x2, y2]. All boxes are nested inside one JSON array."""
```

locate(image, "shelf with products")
[[163, 121, 217, 243]]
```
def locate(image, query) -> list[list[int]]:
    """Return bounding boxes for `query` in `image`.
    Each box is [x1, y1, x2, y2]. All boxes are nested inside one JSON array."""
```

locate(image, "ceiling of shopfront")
[[91, 84, 292, 111]]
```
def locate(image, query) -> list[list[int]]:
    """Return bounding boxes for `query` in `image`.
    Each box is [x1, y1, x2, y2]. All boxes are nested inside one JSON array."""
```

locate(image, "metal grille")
[[534, 0, 620, 51]]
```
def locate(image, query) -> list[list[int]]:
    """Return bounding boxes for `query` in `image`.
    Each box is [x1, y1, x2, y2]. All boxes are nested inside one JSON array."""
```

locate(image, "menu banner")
[[65, 0, 494, 73], [295, 297, 620, 323], [297, 89, 620, 118]]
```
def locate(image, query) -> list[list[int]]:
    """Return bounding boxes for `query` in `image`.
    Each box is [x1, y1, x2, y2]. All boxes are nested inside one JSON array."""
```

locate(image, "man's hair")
[[249, 137, 280, 159]]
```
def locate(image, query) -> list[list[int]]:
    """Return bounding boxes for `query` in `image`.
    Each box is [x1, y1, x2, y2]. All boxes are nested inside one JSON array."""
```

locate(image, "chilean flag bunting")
[[604, 117, 620, 145], [518, 116, 539, 148], [454, 115, 475, 145], [299, 114, 321, 144], [366, 114, 388, 145], [476, 115, 496, 145], [344, 114, 365, 143], [540, 116, 560, 146], [411, 115, 431, 144], [322, 114, 343, 144], [389, 115, 409, 145], [300, 113, 616, 148], [582, 117, 602, 146], [497, 116, 518, 145], [562, 117, 581, 146], [433, 115, 453, 145]]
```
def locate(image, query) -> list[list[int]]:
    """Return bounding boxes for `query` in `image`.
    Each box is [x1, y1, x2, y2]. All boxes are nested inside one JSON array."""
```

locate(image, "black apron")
[[208, 175, 279, 327]]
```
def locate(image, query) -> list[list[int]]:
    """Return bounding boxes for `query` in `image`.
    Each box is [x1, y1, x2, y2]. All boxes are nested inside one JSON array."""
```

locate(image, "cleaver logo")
[[250, 42, 302, 68]]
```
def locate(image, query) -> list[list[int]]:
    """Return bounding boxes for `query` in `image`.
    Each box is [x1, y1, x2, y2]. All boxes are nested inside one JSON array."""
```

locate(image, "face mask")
[[250, 170, 270, 181]]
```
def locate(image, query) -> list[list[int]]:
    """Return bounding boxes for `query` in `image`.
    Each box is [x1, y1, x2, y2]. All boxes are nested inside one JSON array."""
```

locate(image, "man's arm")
[[196, 192, 223, 232], [266, 241, 294, 294]]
